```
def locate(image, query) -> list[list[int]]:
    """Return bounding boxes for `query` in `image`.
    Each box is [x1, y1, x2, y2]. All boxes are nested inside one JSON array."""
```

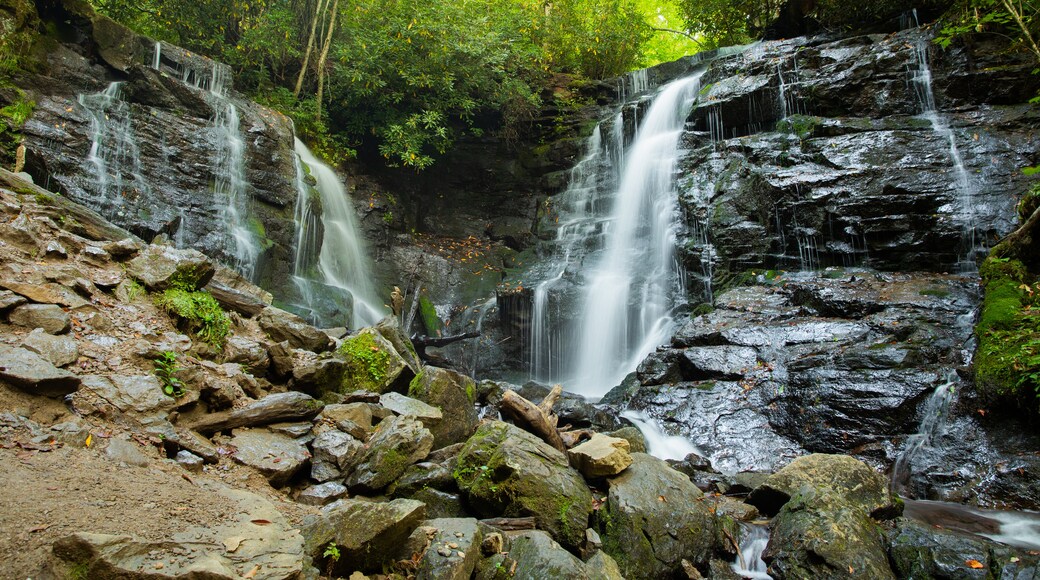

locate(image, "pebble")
[[437, 546, 452, 557]]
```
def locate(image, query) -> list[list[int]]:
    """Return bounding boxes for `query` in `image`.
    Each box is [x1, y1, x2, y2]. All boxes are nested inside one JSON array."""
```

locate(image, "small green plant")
[[125, 279, 145, 301], [155, 288, 230, 349], [323, 541, 341, 578], [154, 351, 184, 397]]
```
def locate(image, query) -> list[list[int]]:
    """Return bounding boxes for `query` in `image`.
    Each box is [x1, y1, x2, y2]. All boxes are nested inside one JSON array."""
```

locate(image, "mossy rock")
[[747, 454, 900, 519], [408, 367, 478, 448], [597, 453, 717, 579], [453, 421, 593, 550], [337, 329, 410, 394], [764, 488, 896, 580]]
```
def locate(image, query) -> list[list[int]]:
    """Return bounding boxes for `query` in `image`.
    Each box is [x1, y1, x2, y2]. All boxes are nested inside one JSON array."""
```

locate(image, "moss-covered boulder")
[[337, 328, 411, 393], [598, 453, 717, 579], [747, 454, 900, 518], [453, 421, 593, 550], [409, 367, 478, 448], [375, 315, 423, 374], [503, 530, 589, 580], [302, 497, 426, 575], [346, 415, 433, 493], [126, 245, 215, 291], [764, 488, 896, 579]]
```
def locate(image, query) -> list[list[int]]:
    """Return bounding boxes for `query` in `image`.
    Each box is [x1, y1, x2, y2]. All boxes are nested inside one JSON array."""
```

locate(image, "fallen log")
[[500, 385, 567, 453], [185, 391, 323, 434], [480, 517, 536, 531]]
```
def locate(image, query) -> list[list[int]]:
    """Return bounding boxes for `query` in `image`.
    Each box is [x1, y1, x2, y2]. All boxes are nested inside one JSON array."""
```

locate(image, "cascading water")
[[890, 374, 957, 494], [208, 64, 261, 281], [78, 82, 150, 217], [621, 410, 700, 461], [526, 72, 703, 398], [905, 12, 981, 271], [292, 138, 385, 328], [731, 524, 771, 579]]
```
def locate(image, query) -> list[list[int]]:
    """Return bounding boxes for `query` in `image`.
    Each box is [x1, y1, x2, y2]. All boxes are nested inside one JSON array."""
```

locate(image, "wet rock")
[[266, 340, 294, 378], [187, 391, 323, 434], [567, 434, 633, 478], [105, 438, 151, 467], [0, 344, 81, 397], [681, 346, 759, 380], [888, 517, 1036, 579], [390, 460, 458, 498], [175, 450, 204, 473], [21, 328, 78, 367], [125, 245, 215, 291], [302, 498, 426, 574], [230, 428, 310, 486], [7, 303, 71, 334], [0, 281, 88, 309], [44, 240, 68, 258], [298, 482, 348, 506], [76, 374, 176, 418], [598, 453, 717, 578], [411, 488, 467, 519], [257, 306, 333, 353], [414, 518, 483, 580], [747, 454, 900, 518], [347, 415, 434, 492], [454, 421, 592, 550], [408, 367, 478, 448], [764, 488, 896, 580], [607, 426, 647, 454]]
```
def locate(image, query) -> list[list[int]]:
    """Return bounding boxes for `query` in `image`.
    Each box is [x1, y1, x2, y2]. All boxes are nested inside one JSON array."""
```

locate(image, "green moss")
[[155, 288, 229, 349], [418, 295, 442, 336], [338, 331, 392, 392], [247, 217, 275, 251], [465, 381, 476, 404], [776, 114, 821, 141], [918, 288, 950, 298]]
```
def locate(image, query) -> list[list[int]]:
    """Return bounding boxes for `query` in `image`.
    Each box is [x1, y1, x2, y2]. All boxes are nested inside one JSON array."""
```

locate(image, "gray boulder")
[[454, 421, 592, 550], [599, 453, 717, 579], [310, 430, 363, 482], [230, 428, 311, 486], [223, 336, 270, 375], [302, 498, 426, 574], [257, 306, 333, 353], [505, 530, 590, 580], [336, 328, 411, 394], [0, 289, 27, 311], [7, 303, 71, 334], [76, 374, 176, 418], [747, 454, 900, 518], [347, 415, 434, 492], [298, 482, 348, 506], [0, 344, 81, 396], [21, 328, 78, 367], [408, 367, 478, 448], [414, 518, 483, 580], [125, 245, 215, 291]]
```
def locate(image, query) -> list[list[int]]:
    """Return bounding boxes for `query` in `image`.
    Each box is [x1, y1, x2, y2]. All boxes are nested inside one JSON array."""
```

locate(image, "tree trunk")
[[314, 0, 339, 123], [293, 0, 326, 98]]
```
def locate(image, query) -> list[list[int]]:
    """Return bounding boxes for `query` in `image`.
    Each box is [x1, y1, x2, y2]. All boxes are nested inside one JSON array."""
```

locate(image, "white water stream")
[[731, 524, 771, 579], [292, 138, 385, 328], [78, 82, 150, 217]]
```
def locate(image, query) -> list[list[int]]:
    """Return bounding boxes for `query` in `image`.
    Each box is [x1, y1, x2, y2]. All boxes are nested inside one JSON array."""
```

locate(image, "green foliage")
[[155, 288, 231, 349], [322, 541, 340, 578], [153, 351, 185, 397], [125, 278, 145, 301], [776, 114, 820, 141]]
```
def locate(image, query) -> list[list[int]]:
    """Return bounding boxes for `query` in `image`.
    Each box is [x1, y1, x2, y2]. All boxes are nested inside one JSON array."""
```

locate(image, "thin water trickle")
[[78, 82, 150, 216], [890, 374, 957, 494], [621, 410, 700, 461], [293, 138, 385, 328], [731, 524, 772, 579]]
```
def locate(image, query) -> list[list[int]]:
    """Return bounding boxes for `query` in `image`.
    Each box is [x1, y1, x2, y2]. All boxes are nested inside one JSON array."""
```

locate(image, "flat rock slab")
[[0, 289, 27, 311], [230, 428, 311, 486], [0, 344, 80, 397], [50, 481, 305, 579], [21, 328, 78, 367], [380, 391, 443, 421], [7, 303, 71, 334], [0, 281, 89, 309], [257, 307, 332, 353], [77, 374, 176, 418], [188, 391, 323, 434], [298, 482, 348, 506]]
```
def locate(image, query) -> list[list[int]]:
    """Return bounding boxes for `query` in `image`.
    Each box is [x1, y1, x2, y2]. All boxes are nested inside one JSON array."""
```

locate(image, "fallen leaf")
[[27, 524, 51, 533], [848, 565, 855, 573], [966, 559, 985, 569], [250, 519, 272, 526], [243, 565, 260, 578], [1011, 556, 1021, 563], [85, 433, 92, 448], [657, 495, 666, 503]]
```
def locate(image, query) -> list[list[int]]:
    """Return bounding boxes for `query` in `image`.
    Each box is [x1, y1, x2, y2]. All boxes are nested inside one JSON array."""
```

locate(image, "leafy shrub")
[[153, 351, 185, 397], [155, 288, 230, 349]]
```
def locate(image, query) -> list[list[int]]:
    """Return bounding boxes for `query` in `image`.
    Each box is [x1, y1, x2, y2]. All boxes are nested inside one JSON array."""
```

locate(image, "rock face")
[[598, 453, 717, 579], [454, 421, 593, 550], [20, 1, 299, 296]]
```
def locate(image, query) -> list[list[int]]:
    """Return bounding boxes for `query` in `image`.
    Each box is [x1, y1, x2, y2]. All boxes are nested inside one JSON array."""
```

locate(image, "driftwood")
[[500, 385, 568, 453], [479, 517, 536, 531], [560, 429, 594, 448], [185, 392, 323, 434]]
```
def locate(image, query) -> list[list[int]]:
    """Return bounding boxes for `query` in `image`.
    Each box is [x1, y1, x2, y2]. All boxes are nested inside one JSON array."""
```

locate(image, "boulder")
[[76, 374, 176, 418], [257, 307, 333, 353], [412, 489, 467, 519], [599, 453, 717, 579], [347, 415, 434, 492], [380, 391, 442, 423], [0, 281, 88, 309], [230, 428, 311, 486], [320, 403, 375, 433], [505, 530, 589, 580], [888, 518, 1036, 579], [310, 430, 363, 482], [298, 482, 348, 506], [0, 344, 81, 396], [764, 488, 896, 579], [125, 245, 215, 291], [375, 316, 423, 373], [454, 421, 593, 550], [567, 434, 633, 478], [175, 450, 204, 473], [747, 454, 899, 518], [390, 460, 457, 498], [223, 336, 270, 375], [0, 290, 27, 311], [585, 551, 625, 580], [21, 328, 78, 367], [205, 279, 269, 317], [414, 518, 483, 580], [7, 303, 71, 334], [302, 498, 426, 574], [266, 340, 295, 378], [408, 367, 478, 448], [336, 329, 411, 394], [187, 391, 324, 434]]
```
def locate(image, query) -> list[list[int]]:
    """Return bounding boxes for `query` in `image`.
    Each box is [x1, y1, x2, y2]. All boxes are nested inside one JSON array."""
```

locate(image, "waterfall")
[[208, 64, 261, 281], [78, 82, 150, 217], [890, 374, 957, 494], [905, 13, 980, 270], [621, 410, 700, 461], [293, 138, 385, 328], [731, 524, 771, 579]]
